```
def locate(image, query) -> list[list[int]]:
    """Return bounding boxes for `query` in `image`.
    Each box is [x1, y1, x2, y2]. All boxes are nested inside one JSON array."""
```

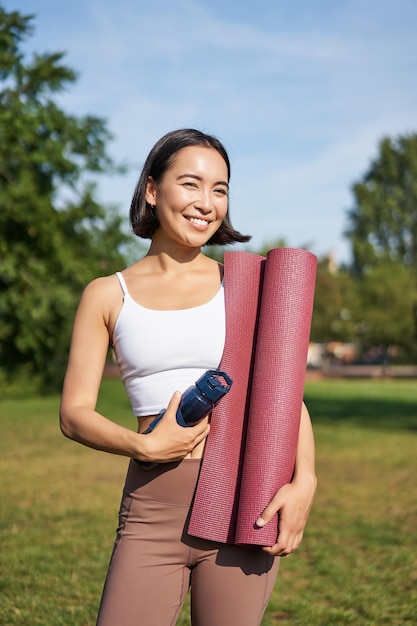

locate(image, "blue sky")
[[7, 0, 417, 263]]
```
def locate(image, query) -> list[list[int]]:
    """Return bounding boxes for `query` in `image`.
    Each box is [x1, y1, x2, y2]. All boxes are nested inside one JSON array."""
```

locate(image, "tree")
[[344, 133, 417, 362], [354, 260, 417, 362], [0, 7, 130, 394], [310, 256, 358, 345], [346, 134, 417, 276]]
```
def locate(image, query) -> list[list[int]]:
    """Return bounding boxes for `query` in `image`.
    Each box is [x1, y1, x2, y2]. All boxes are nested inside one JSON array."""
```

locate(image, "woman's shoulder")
[[80, 273, 123, 304]]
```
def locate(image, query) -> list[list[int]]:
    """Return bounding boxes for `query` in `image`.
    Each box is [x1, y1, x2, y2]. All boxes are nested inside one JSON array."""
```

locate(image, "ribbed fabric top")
[[112, 272, 225, 416]]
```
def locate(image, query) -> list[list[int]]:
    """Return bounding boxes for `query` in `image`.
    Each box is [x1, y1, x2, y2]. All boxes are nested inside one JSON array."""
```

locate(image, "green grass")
[[1, 378, 416, 625]]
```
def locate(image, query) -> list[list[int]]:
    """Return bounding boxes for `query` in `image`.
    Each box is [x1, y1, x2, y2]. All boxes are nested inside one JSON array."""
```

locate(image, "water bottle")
[[143, 369, 233, 434]]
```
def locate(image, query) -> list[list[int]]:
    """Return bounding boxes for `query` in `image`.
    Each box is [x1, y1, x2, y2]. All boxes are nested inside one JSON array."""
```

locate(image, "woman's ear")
[[145, 176, 157, 206]]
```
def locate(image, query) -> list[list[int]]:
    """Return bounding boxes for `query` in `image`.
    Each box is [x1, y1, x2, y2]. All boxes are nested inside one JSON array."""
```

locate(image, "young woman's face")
[[145, 146, 229, 248]]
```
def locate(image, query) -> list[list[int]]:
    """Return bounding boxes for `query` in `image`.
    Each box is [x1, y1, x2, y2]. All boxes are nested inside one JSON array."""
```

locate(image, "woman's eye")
[[215, 188, 228, 196], [183, 181, 198, 188]]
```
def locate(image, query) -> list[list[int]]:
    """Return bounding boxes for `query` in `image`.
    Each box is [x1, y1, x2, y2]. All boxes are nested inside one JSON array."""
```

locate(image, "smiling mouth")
[[186, 216, 210, 226]]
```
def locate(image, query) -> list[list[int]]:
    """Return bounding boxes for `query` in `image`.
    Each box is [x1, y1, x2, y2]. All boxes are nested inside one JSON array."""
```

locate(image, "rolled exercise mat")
[[188, 251, 265, 543], [234, 247, 317, 546]]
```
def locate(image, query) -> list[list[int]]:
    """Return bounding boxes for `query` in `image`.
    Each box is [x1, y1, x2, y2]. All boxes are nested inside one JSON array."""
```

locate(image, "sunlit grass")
[[1, 378, 416, 625]]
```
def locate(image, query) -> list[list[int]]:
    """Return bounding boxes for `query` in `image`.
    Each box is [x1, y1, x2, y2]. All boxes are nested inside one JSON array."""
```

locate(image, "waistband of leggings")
[[124, 458, 202, 506]]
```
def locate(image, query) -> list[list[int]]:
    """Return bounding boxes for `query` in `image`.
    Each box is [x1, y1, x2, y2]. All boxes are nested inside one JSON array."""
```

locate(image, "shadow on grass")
[[304, 392, 417, 433]]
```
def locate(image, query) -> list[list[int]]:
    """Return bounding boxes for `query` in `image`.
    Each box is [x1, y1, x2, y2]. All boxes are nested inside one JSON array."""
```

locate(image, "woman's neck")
[[146, 240, 205, 271]]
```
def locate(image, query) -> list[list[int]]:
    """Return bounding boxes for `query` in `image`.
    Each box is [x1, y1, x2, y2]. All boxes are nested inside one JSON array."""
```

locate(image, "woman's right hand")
[[136, 392, 210, 463]]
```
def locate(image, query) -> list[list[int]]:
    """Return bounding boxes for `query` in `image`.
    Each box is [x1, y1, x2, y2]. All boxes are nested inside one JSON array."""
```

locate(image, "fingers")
[[259, 523, 296, 557], [164, 392, 210, 436], [164, 391, 211, 434], [255, 484, 308, 557], [262, 529, 304, 557], [255, 491, 282, 529], [143, 391, 210, 462], [163, 391, 182, 421]]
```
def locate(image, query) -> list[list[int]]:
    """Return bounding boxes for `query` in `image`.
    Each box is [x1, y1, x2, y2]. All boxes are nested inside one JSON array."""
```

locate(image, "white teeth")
[[188, 217, 208, 226]]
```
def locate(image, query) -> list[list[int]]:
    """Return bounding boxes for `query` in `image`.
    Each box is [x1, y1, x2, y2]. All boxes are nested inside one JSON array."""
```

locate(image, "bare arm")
[[59, 278, 210, 462], [256, 402, 317, 557]]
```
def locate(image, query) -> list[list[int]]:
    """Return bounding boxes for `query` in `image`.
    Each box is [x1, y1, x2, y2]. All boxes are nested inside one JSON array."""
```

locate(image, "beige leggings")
[[96, 458, 280, 626]]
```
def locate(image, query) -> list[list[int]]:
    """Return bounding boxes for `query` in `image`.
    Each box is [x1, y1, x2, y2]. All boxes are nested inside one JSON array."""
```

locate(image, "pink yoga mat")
[[235, 247, 317, 545], [188, 248, 317, 546], [189, 251, 264, 543]]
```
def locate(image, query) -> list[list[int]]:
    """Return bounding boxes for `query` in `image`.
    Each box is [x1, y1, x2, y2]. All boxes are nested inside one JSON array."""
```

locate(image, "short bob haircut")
[[129, 128, 251, 245]]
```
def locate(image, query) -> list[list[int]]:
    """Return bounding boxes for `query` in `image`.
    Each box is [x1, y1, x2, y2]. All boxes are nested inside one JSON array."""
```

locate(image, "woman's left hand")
[[256, 473, 317, 557]]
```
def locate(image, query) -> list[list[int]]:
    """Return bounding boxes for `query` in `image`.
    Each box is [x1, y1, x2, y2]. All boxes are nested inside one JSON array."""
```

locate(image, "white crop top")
[[112, 272, 225, 416]]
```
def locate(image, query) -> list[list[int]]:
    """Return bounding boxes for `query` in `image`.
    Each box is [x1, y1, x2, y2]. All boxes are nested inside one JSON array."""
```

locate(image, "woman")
[[60, 128, 316, 626]]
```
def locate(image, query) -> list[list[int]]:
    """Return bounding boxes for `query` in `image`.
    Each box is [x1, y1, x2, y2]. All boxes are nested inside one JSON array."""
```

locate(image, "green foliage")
[[343, 134, 417, 359], [310, 257, 358, 343], [354, 259, 417, 358], [0, 7, 130, 393], [346, 134, 417, 275], [311, 255, 417, 360]]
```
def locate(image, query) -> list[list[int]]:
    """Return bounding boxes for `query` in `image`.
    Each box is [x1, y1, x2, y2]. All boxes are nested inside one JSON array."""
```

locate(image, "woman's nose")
[[194, 189, 211, 213]]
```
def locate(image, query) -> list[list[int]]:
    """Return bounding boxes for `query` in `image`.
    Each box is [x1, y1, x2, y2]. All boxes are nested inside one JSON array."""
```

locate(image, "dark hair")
[[129, 128, 251, 245]]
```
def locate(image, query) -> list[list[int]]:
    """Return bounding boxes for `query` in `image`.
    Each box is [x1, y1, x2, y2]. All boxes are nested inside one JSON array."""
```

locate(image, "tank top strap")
[[115, 271, 129, 296]]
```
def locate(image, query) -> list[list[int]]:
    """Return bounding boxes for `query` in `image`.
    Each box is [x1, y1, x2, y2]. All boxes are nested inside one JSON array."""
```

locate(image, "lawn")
[[0, 377, 416, 625]]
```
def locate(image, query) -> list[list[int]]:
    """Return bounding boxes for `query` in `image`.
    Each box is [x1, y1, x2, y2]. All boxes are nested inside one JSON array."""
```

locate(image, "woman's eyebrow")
[[177, 173, 229, 188]]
